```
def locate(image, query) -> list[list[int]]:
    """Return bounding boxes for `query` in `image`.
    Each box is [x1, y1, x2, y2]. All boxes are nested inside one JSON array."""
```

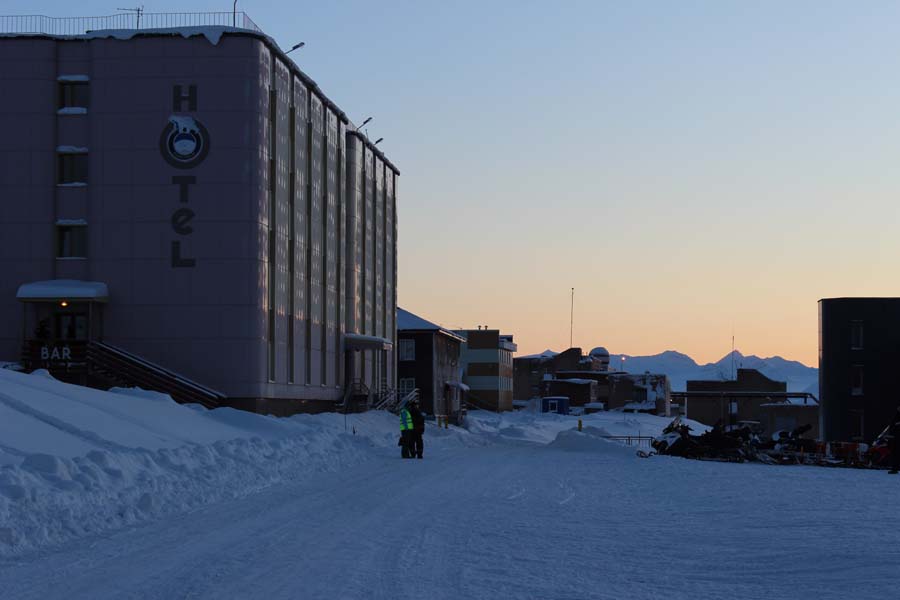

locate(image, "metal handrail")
[[0, 12, 262, 35]]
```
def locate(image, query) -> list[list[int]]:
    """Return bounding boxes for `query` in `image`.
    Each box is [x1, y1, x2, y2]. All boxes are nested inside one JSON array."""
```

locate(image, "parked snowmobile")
[[652, 418, 748, 462], [866, 425, 894, 468]]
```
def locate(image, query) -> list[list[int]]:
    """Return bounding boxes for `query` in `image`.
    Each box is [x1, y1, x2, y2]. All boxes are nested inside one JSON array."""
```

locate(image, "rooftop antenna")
[[569, 287, 574, 349], [117, 5, 144, 29]]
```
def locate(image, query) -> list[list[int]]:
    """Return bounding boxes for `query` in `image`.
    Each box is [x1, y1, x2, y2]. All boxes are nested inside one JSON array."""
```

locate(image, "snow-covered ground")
[[1, 369, 897, 599]]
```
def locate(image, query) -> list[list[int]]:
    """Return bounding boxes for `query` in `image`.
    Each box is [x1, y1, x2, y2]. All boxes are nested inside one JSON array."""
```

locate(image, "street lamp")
[[373, 138, 384, 145], [356, 116, 372, 131], [286, 42, 305, 54]]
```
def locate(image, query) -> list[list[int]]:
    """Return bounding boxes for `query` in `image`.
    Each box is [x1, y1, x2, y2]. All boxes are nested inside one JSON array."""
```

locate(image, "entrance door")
[[55, 313, 88, 341]]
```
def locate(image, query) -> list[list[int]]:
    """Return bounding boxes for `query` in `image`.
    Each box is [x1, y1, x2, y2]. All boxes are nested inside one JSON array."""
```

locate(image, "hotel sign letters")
[[162, 84, 211, 268]]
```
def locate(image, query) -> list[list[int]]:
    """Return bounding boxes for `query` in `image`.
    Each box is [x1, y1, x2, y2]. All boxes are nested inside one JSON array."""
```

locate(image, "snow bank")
[[0, 370, 397, 556], [548, 426, 638, 459], [0, 369, 692, 558]]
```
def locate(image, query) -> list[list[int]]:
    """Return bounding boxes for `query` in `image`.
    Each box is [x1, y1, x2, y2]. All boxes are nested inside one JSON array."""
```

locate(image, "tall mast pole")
[[569, 287, 574, 349]]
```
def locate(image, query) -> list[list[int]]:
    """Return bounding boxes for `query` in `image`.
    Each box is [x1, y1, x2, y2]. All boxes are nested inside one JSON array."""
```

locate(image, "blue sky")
[[6, 1, 900, 364]]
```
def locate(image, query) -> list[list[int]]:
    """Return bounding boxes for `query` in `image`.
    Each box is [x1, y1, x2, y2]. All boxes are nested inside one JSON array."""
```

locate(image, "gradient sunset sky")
[[15, 0, 900, 366]]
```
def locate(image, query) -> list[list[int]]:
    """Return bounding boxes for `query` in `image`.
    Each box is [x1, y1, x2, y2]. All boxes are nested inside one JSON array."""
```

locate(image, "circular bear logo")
[[160, 115, 210, 169]]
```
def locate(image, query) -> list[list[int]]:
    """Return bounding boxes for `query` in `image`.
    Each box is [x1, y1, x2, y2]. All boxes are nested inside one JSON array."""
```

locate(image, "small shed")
[[541, 396, 570, 415]]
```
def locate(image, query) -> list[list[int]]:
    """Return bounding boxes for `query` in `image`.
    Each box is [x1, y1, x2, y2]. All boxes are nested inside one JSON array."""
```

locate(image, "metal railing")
[[0, 12, 262, 35], [600, 435, 654, 449]]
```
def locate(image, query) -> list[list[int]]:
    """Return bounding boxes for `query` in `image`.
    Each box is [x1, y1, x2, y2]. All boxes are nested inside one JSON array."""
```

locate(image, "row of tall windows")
[[57, 82, 90, 259]]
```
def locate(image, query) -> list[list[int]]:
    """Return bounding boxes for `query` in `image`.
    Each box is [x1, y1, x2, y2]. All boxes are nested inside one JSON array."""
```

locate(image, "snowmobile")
[[865, 425, 894, 469], [651, 418, 747, 462]]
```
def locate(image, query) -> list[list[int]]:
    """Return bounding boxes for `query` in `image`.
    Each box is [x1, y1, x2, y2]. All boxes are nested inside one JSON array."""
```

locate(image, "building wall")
[[460, 329, 515, 411], [397, 331, 433, 411], [0, 32, 398, 409], [820, 298, 900, 442]]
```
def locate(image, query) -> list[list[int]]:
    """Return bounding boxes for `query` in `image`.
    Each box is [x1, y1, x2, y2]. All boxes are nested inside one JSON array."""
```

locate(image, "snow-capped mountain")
[[606, 350, 818, 394]]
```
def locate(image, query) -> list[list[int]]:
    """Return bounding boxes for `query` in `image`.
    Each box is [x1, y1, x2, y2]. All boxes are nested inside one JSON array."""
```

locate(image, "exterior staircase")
[[86, 341, 226, 409]]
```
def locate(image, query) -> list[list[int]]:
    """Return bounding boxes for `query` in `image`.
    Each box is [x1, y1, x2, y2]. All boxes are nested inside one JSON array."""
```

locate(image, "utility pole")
[[569, 287, 574, 349]]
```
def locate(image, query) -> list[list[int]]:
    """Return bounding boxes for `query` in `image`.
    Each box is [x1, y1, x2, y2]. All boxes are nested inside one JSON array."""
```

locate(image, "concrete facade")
[[0, 29, 398, 412]]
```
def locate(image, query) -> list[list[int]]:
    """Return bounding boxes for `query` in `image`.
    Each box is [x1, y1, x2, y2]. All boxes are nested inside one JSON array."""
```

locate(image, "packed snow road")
[[3, 427, 898, 600]]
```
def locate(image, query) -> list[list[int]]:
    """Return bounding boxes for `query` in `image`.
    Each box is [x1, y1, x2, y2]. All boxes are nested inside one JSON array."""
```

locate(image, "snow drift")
[[0, 369, 684, 558]]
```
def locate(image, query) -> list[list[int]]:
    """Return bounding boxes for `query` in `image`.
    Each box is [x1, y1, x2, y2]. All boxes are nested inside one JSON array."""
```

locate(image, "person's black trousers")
[[400, 431, 413, 459], [411, 432, 424, 459]]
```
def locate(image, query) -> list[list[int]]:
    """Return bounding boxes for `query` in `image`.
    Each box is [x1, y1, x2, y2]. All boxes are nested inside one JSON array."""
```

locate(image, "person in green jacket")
[[399, 405, 415, 459]]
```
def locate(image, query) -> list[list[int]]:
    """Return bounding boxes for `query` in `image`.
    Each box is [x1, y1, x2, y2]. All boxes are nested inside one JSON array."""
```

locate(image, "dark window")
[[58, 154, 88, 184], [59, 82, 89, 108], [399, 378, 416, 396], [56, 225, 87, 258], [850, 320, 864, 350], [851, 365, 864, 396], [55, 313, 88, 340], [399, 339, 415, 361]]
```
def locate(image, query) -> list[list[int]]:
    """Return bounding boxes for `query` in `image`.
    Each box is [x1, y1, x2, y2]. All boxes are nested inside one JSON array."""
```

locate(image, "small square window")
[[58, 154, 88, 184], [59, 82, 89, 109], [399, 339, 415, 361], [399, 378, 416, 396], [57, 225, 87, 258]]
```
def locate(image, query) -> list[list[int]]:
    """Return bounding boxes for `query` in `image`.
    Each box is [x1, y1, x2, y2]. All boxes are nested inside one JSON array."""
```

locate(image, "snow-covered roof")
[[445, 381, 470, 391], [56, 145, 88, 154], [344, 333, 392, 351], [397, 308, 464, 341], [55, 218, 87, 226], [553, 378, 596, 385], [622, 400, 657, 411], [17, 280, 108, 302], [516, 349, 558, 361], [1, 26, 249, 46], [761, 399, 819, 408], [57, 74, 89, 82], [57, 107, 88, 115]]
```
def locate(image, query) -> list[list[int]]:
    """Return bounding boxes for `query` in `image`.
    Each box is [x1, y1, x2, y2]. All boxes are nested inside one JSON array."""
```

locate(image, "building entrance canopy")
[[344, 333, 393, 351], [17, 280, 109, 303]]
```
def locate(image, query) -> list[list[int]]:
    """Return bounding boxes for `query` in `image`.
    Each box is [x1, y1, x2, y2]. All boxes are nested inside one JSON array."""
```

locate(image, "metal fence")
[[600, 435, 655, 449], [0, 12, 262, 35]]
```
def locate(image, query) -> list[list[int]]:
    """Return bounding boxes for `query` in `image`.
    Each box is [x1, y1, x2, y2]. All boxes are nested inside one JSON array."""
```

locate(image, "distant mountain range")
[[607, 350, 818, 395]]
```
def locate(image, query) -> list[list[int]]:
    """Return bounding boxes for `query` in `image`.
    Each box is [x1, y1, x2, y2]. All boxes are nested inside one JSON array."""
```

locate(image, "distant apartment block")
[[457, 328, 517, 412], [819, 298, 900, 442]]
